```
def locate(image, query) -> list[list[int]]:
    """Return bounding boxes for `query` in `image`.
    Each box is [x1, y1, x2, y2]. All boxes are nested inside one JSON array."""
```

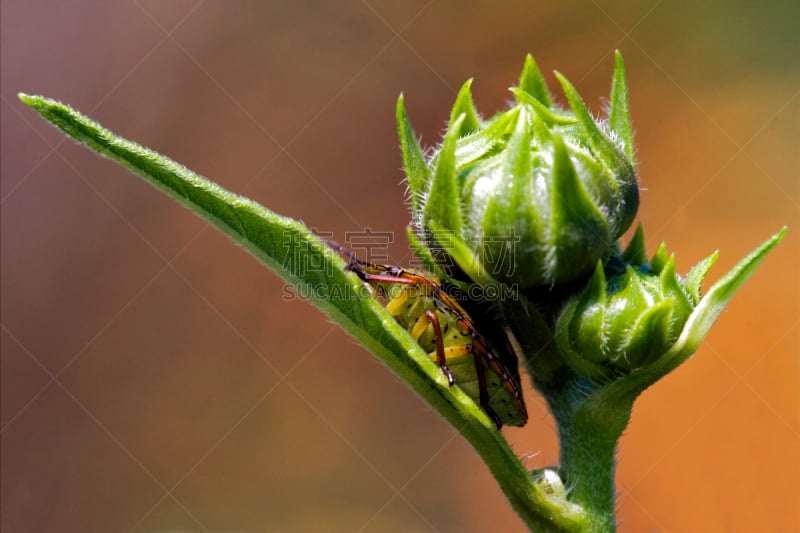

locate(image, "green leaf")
[[396, 93, 430, 210], [667, 227, 787, 363], [19, 93, 587, 533], [608, 51, 634, 162]]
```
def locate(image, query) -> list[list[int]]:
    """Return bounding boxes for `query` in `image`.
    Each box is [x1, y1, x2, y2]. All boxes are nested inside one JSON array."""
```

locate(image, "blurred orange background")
[[2, 1, 798, 531]]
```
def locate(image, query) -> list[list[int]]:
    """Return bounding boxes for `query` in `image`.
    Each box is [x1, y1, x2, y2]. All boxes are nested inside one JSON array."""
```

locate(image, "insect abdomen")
[[383, 284, 527, 427]]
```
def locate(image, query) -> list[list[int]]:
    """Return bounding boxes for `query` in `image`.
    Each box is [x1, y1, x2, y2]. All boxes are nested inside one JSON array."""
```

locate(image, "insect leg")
[[472, 347, 503, 430], [425, 310, 455, 386]]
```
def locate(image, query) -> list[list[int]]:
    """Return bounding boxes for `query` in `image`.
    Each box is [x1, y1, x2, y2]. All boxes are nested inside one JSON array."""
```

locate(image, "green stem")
[[545, 377, 632, 533]]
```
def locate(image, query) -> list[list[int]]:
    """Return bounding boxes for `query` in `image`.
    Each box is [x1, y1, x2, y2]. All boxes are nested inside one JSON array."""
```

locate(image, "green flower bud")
[[554, 226, 787, 380], [398, 52, 638, 289]]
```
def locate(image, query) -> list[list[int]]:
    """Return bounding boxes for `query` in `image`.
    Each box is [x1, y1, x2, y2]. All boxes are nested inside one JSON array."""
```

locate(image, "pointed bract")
[[555, 71, 627, 172], [622, 224, 647, 265], [481, 109, 542, 285], [502, 108, 533, 192], [406, 225, 442, 276], [650, 242, 668, 274], [659, 256, 693, 333], [621, 302, 673, 367], [685, 250, 719, 304], [556, 70, 639, 237], [551, 133, 608, 283], [518, 54, 553, 107], [450, 79, 481, 136], [574, 263, 608, 363], [396, 94, 429, 210], [423, 114, 465, 234], [609, 51, 634, 161], [455, 107, 519, 166], [510, 88, 577, 125], [556, 300, 610, 378]]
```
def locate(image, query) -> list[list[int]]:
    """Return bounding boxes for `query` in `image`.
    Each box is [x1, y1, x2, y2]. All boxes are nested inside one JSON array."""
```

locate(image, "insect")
[[327, 240, 528, 429]]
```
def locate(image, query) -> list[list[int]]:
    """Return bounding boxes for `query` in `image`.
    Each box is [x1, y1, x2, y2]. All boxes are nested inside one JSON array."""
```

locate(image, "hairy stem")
[[542, 375, 632, 533]]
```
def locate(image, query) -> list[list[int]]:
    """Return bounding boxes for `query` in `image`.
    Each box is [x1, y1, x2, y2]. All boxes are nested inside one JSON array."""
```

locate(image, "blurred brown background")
[[2, 1, 798, 531]]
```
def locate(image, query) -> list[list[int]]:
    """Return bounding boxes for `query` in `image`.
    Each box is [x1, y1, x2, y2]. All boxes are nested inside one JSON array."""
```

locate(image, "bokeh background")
[[2, 1, 798, 531]]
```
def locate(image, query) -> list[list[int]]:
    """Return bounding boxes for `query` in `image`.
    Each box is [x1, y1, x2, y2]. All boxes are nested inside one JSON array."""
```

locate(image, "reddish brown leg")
[[472, 348, 502, 429], [425, 310, 455, 386]]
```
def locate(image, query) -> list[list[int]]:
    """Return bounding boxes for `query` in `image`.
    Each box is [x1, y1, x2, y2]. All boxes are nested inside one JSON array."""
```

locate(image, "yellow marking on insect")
[[410, 312, 431, 341], [385, 286, 411, 315], [325, 239, 528, 429], [438, 344, 471, 360]]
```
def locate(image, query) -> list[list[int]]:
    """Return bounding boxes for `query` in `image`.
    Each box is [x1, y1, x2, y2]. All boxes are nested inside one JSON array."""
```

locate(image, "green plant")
[[18, 52, 784, 532]]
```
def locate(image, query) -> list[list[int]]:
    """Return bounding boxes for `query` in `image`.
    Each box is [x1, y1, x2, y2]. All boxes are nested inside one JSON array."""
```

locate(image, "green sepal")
[[529, 108, 555, 145], [480, 109, 543, 285], [550, 133, 608, 283], [572, 262, 608, 364], [455, 107, 520, 168], [556, 299, 611, 380], [659, 255, 693, 336], [604, 267, 649, 358], [406, 226, 444, 277], [510, 88, 577, 125], [423, 113, 465, 234], [556, 71, 638, 236], [555, 71, 628, 174], [575, 261, 607, 311], [396, 94, 429, 210], [621, 224, 647, 265], [650, 242, 668, 274], [685, 250, 719, 304], [449, 79, 481, 136], [485, 108, 534, 220], [608, 50, 634, 162], [502, 108, 534, 194], [617, 301, 673, 368], [517, 53, 553, 107], [426, 220, 496, 287]]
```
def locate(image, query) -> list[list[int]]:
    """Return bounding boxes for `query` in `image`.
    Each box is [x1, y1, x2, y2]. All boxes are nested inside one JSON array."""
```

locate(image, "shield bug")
[[327, 240, 527, 429]]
